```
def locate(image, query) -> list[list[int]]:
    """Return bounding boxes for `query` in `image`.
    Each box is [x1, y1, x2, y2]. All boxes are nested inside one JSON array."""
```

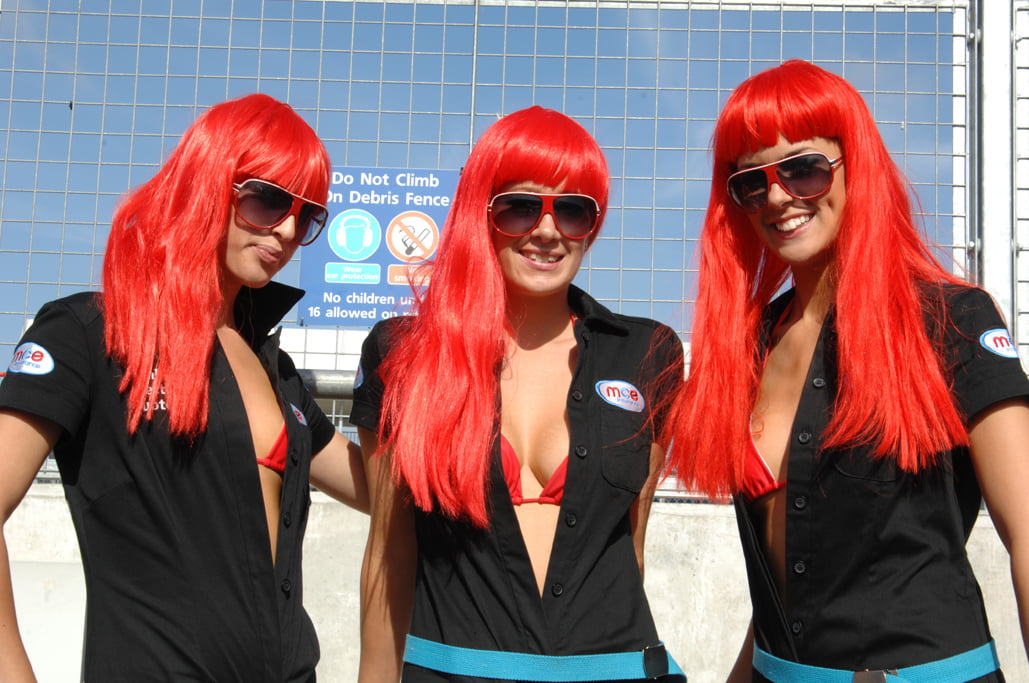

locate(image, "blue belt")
[[404, 634, 686, 681], [753, 640, 998, 683]]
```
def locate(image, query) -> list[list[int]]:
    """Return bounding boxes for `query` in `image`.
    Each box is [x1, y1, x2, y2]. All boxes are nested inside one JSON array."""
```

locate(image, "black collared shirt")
[[0, 283, 335, 682], [740, 285, 1029, 680], [351, 286, 685, 682]]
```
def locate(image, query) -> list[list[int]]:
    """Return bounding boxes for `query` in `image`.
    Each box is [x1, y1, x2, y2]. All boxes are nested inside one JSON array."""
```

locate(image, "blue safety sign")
[[299, 167, 459, 325]]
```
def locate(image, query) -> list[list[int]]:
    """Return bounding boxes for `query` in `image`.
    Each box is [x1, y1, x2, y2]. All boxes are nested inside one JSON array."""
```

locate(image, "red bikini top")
[[741, 304, 792, 503], [500, 435, 568, 506], [741, 433, 785, 503], [256, 422, 289, 475]]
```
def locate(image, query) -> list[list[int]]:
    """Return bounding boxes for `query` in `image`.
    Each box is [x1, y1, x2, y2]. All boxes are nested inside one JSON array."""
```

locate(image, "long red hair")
[[665, 60, 967, 499], [379, 106, 609, 526], [103, 93, 330, 437]]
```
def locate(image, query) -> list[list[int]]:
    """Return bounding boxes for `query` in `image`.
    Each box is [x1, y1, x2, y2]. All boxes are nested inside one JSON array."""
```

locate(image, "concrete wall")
[[7, 484, 1026, 682]]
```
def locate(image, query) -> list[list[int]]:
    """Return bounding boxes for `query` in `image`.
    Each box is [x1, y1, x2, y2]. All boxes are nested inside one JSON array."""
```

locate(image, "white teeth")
[[777, 215, 811, 232], [525, 252, 560, 263]]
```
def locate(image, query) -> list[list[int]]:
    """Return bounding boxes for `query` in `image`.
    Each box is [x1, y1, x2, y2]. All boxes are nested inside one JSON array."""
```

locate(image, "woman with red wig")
[[350, 106, 686, 682], [0, 93, 368, 682], [665, 59, 1029, 681]]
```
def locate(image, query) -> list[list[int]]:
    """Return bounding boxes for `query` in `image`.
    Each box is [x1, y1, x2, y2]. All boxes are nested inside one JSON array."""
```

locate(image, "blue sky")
[[0, 1, 962, 347]]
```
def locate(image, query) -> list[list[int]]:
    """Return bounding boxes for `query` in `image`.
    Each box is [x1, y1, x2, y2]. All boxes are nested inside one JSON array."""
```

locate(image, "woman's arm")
[[631, 324, 685, 578], [726, 620, 754, 683], [967, 397, 1029, 659], [357, 426, 417, 683], [628, 442, 667, 579], [309, 430, 370, 514], [0, 409, 62, 683]]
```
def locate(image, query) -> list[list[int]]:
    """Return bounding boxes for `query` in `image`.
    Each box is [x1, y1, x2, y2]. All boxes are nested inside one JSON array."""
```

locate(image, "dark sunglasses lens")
[[552, 196, 597, 238], [237, 181, 293, 227], [491, 194, 543, 235], [778, 154, 833, 198], [728, 154, 835, 211], [297, 204, 330, 245], [728, 170, 770, 212]]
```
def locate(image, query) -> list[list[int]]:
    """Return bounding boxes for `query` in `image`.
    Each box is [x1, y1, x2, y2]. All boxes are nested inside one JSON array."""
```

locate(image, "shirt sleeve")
[[348, 318, 394, 433], [0, 297, 96, 437], [645, 322, 686, 436], [276, 349, 336, 455], [944, 286, 1029, 421]]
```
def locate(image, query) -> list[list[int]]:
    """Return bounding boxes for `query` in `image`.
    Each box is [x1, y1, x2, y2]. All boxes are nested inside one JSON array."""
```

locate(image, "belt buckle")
[[642, 643, 669, 679], [852, 670, 897, 683]]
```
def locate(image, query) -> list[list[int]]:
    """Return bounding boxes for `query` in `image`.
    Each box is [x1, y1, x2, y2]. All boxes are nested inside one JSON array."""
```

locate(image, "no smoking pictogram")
[[386, 211, 440, 263]]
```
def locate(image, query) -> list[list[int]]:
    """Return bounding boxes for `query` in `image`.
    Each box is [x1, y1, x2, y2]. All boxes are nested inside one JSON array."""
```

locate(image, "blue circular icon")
[[328, 209, 382, 261]]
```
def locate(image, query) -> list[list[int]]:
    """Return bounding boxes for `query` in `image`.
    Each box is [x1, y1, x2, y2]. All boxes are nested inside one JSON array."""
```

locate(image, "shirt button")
[[791, 620, 803, 634], [281, 579, 292, 595], [797, 431, 812, 445], [793, 561, 806, 575], [551, 583, 564, 597], [565, 513, 577, 527], [571, 390, 584, 402], [793, 496, 807, 510], [812, 377, 826, 389], [283, 512, 292, 528], [289, 447, 298, 464], [575, 445, 588, 458]]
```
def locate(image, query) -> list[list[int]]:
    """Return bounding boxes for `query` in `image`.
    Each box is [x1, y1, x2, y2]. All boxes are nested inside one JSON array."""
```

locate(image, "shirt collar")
[[761, 288, 797, 352], [760, 288, 836, 355], [232, 281, 304, 345], [568, 284, 630, 334]]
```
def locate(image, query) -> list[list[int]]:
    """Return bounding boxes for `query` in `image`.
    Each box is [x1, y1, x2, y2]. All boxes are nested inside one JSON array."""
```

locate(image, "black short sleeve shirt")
[[0, 283, 335, 683], [740, 285, 1029, 679], [351, 285, 685, 682]]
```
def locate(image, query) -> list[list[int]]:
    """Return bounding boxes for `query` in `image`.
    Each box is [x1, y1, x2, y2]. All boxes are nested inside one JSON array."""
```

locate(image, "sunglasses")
[[727, 152, 844, 213], [232, 178, 329, 246], [487, 192, 601, 240]]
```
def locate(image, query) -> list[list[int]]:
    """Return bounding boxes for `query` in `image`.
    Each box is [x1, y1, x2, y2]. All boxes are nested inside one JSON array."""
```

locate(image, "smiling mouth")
[[522, 251, 562, 264], [775, 214, 812, 233]]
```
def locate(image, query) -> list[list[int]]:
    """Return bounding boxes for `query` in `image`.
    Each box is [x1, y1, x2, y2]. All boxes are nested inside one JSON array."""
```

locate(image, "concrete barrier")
[[7, 484, 1026, 681]]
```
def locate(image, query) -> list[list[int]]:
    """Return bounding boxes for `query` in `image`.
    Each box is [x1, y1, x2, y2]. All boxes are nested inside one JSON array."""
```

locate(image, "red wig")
[[665, 60, 967, 499], [379, 106, 609, 526], [102, 93, 330, 437]]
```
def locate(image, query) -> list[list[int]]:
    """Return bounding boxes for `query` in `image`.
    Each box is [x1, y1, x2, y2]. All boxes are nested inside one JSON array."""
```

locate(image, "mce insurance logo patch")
[[595, 380, 645, 413], [979, 328, 1019, 359], [8, 342, 54, 375]]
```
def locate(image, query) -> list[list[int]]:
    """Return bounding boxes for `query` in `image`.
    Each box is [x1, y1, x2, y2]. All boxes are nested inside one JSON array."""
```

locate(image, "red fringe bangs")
[[490, 110, 609, 214], [235, 106, 332, 204], [714, 61, 857, 171]]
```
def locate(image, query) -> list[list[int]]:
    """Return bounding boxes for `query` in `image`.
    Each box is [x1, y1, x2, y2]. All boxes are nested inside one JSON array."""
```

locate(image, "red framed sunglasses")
[[232, 178, 329, 246], [487, 192, 601, 240], [727, 152, 844, 213]]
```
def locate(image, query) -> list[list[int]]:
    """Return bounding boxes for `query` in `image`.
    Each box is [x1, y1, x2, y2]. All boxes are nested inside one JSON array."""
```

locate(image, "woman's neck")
[[216, 273, 244, 329], [505, 288, 575, 351], [790, 264, 834, 323], [217, 285, 241, 330]]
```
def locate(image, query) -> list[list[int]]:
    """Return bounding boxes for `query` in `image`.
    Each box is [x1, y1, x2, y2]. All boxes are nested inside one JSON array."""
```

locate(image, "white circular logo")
[[979, 328, 1019, 358], [595, 380, 645, 413], [290, 403, 308, 426], [8, 342, 55, 375]]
